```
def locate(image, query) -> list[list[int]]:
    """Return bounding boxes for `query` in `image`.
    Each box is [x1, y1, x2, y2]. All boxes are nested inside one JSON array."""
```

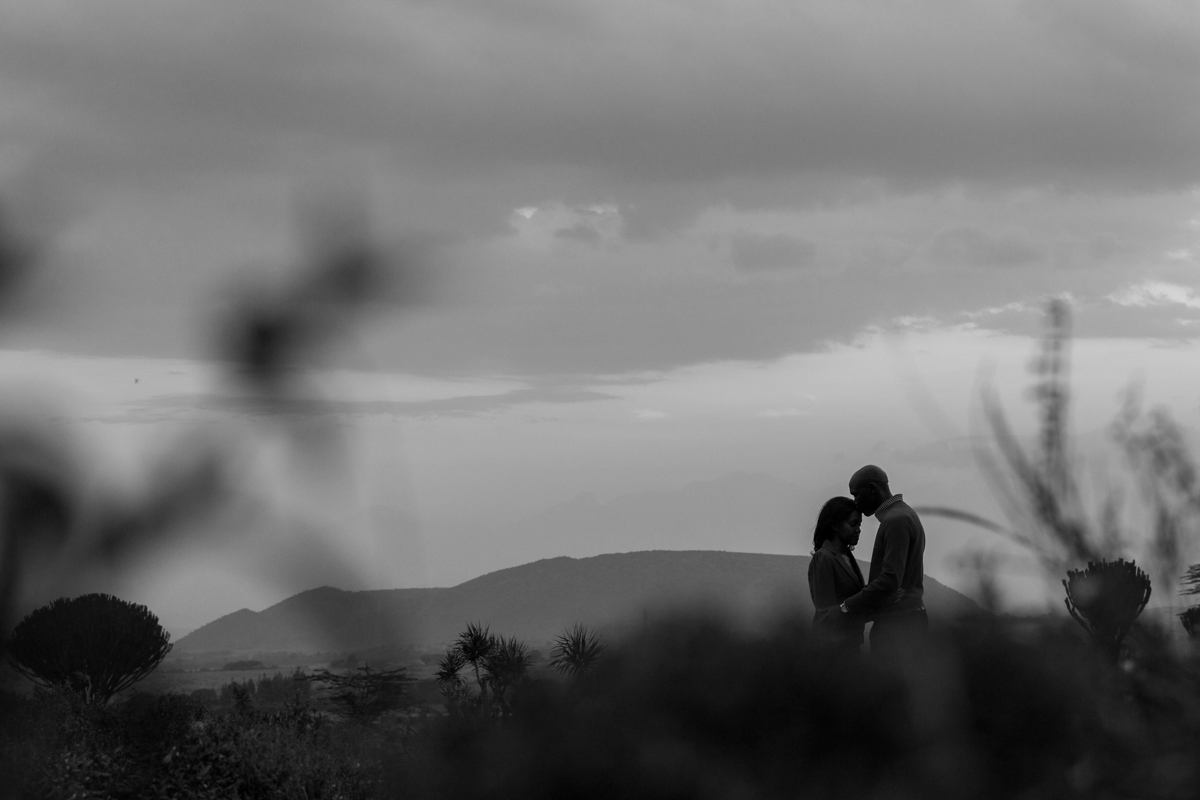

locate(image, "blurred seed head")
[[217, 200, 436, 400]]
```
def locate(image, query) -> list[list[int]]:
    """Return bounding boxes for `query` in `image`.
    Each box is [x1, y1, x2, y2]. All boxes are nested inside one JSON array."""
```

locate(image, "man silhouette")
[[837, 465, 927, 656]]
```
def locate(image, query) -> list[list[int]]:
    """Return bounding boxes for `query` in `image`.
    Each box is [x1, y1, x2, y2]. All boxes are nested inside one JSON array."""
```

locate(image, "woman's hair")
[[812, 496, 858, 553]]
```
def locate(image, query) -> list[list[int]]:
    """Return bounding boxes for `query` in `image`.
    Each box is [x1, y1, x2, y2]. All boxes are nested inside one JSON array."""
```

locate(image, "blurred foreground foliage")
[[6, 612, 1200, 799], [1064, 559, 1153, 664], [0, 194, 426, 655]]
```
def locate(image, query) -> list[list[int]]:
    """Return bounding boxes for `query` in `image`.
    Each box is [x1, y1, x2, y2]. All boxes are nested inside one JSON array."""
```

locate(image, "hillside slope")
[[176, 550, 978, 654]]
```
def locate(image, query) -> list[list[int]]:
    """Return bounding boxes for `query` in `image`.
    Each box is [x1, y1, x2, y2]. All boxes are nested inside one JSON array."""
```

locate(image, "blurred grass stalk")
[[928, 298, 1200, 635]]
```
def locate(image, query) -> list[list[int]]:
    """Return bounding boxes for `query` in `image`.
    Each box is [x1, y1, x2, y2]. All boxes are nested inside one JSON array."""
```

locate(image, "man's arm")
[[842, 519, 912, 614]]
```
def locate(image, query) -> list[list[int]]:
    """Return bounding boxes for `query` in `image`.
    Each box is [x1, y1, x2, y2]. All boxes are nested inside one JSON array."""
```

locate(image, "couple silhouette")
[[807, 465, 927, 655]]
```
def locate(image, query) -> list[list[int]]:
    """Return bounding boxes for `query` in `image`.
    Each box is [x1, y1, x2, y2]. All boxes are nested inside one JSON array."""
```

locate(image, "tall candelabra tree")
[[1063, 559, 1151, 663], [7, 593, 172, 703]]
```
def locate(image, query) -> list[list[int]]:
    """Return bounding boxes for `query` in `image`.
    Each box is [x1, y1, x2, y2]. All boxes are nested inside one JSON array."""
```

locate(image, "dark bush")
[[190, 687, 218, 704], [395, 612, 1200, 800]]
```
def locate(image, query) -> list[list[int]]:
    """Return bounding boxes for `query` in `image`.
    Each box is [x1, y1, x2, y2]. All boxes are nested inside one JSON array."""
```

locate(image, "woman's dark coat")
[[807, 539, 866, 647]]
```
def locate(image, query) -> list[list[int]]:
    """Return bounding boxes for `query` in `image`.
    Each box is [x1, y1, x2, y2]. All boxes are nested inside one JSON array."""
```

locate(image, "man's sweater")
[[843, 496, 925, 616]]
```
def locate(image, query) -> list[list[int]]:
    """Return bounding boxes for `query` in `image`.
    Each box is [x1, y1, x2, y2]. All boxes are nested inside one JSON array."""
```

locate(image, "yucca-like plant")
[[549, 624, 605, 679], [483, 636, 532, 691], [435, 647, 474, 712], [1178, 606, 1200, 637], [482, 636, 533, 715], [1063, 559, 1151, 662], [435, 648, 466, 686], [456, 622, 497, 686], [436, 625, 535, 718]]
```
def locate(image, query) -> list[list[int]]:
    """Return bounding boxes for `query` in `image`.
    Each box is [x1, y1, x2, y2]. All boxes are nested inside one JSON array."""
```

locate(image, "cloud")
[[729, 233, 817, 272], [511, 203, 623, 246], [1107, 281, 1200, 309], [2, 0, 1199, 379], [928, 227, 1042, 269], [5, 0, 1200, 204], [96, 384, 618, 423], [756, 408, 811, 418]]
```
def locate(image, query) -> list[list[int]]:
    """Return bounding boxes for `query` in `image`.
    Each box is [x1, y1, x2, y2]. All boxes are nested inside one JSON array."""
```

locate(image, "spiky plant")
[[1063, 559, 1151, 663], [435, 648, 466, 686], [1178, 606, 1200, 637], [482, 636, 533, 714], [455, 622, 497, 695], [549, 624, 605, 679], [483, 636, 532, 690]]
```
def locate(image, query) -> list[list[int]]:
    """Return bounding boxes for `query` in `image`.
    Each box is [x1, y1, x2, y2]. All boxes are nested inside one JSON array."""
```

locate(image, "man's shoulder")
[[879, 498, 922, 527]]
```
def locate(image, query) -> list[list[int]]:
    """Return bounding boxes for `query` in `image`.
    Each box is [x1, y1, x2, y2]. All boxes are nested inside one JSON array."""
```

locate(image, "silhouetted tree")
[[437, 624, 538, 719], [454, 622, 498, 703], [306, 665, 412, 724], [483, 636, 533, 713], [7, 593, 171, 703], [548, 624, 604, 679], [1063, 559, 1151, 663], [435, 647, 473, 712]]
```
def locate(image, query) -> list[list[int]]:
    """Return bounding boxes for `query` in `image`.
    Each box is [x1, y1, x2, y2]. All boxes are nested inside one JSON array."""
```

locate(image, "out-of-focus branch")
[[1, 193, 432, 657]]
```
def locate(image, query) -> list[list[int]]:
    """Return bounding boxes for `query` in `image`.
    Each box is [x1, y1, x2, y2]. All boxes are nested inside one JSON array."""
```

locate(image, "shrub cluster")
[[204, 669, 312, 710], [9, 612, 1200, 798], [405, 612, 1200, 800], [0, 684, 379, 799]]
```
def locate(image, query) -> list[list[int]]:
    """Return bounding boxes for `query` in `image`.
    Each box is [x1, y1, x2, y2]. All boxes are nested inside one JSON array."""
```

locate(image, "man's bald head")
[[849, 464, 891, 516], [849, 465, 888, 493]]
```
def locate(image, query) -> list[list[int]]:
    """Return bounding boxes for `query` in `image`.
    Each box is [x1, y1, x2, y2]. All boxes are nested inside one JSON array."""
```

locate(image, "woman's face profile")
[[836, 510, 862, 549]]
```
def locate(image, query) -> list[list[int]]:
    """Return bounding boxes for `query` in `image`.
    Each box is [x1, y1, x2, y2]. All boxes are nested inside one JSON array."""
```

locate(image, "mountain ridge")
[[176, 550, 979, 654]]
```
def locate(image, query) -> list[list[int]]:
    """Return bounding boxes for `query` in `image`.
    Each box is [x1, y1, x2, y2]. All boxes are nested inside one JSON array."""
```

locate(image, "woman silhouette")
[[807, 496, 866, 650]]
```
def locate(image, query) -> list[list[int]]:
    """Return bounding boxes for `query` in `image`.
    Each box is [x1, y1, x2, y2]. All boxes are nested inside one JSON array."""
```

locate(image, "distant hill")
[[175, 550, 979, 655], [495, 472, 809, 562]]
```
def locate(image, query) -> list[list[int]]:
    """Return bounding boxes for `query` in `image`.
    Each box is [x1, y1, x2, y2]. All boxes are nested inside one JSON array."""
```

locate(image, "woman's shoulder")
[[809, 547, 836, 570], [811, 542, 838, 559]]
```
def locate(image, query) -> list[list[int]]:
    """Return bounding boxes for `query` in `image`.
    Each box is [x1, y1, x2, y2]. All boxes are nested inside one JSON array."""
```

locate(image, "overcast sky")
[[3, 0, 1200, 634]]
